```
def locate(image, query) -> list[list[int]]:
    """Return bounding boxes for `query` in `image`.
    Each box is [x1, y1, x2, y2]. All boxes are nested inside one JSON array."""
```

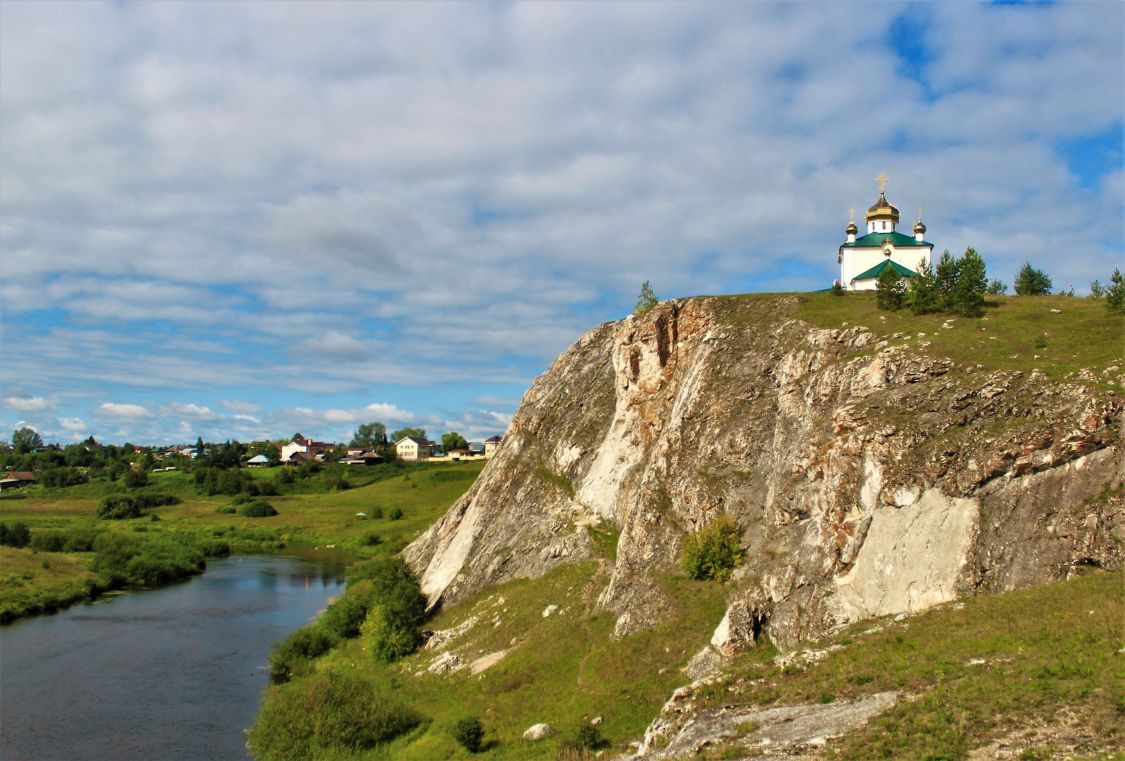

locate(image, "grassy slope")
[[792, 292, 1124, 386], [693, 569, 1123, 760], [274, 560, 728, 760], [0, 461, 485, 620]]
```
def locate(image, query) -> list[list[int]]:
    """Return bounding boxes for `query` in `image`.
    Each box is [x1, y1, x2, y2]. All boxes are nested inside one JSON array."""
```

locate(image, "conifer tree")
[[910, 258, 940, 315], [876, 265, 905, 311], [1014, 263, 1052, 295], [951, 247, 987, 316], [1106, 269, 1125, 315], [934, 250, 959, 311]]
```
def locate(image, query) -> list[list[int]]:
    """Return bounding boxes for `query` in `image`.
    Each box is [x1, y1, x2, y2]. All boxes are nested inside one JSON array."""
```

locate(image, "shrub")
[[216, 505, 236, 514], [0, 521, 31, 548], [573, 724, 607, 750], [831, 282, 845, 296], [360, 531, 382, 546], [247, 671, 421, 760], [91, 533, 206, 587], [452, 716, 484, 753], [269, 625, 336, 683], [681, 515, 745, 582], [1014, 262, 1052, 295], [351, 558, 428, 662], [320, 580, 379, 639], [38, 467, 89, 488], [370, 507, 385, 519], [97, 494, 143, 520], [388, 507, 404, 520], [635, 280, 659, 317], [239, 501, 278, 518], [122, 468, 148, 489], [232, 493, 252, 505], [934, 250, 959, 310], [986, 279, 1008, 295]]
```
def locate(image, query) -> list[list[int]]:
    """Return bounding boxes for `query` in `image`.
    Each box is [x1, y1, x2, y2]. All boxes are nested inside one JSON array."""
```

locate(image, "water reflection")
[[0, 551, 349, 761]]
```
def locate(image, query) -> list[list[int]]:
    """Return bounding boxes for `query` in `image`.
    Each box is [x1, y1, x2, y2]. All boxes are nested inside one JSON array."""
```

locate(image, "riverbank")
[[0, 460, 484, 624]]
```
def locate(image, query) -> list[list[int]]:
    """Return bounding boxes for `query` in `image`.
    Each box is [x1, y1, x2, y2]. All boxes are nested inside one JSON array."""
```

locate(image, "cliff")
[[405, 295, 1123, 652]]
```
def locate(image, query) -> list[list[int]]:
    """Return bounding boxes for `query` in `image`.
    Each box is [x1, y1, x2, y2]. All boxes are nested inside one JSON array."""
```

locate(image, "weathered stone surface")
[[426, 651, 463, 674], [405, 296, 1124, 650], [522, 723, 555, 740], [626, 690, 900, 760]]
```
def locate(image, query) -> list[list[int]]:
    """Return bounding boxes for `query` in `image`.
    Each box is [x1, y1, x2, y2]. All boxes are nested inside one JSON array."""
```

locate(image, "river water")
[[0, 550, 348, 761]]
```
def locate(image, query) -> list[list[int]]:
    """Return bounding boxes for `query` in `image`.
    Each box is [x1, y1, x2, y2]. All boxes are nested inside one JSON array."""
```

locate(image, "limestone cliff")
[[405, 296, 1123, 650]]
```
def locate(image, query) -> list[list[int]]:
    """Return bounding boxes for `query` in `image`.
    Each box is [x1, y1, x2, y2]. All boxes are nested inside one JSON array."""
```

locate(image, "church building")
[[838, 174, 933, 291]]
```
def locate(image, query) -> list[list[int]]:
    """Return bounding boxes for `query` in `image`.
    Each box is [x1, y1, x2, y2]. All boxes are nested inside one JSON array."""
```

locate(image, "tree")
[[934, 250, 959, 311], [350, 422, 387, 449], [1106, 269, 1125, 315], [391, 427, 426, 443], [987, 279, 1008, 295], [441, 432, 468, 452], [1090, 279, 1105, 298], [635, 280, 658, 317], [452, 717, 485, 754], [12, 427, 43, 454], [909, 259, 940, 315], [681, 516, 744, 582], [951, 247, 987, 317], [875, 265, 906, 311], [1014, 263, 1052, 295]]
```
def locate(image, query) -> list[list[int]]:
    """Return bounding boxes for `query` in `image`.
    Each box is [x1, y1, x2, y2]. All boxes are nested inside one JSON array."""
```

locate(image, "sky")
[[1, 1, 1122, 446]]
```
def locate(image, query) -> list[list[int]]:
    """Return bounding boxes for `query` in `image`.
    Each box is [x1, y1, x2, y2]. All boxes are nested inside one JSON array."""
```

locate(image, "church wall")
[[840, 245, 932, 291]]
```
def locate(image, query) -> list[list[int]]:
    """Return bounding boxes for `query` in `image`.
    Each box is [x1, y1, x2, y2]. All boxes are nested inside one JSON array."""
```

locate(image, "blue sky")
[[1, 1, 1122, 446]]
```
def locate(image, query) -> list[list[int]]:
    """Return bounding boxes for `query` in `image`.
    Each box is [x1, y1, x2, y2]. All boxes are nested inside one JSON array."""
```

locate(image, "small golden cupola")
[[913, 208, 926, 242], [845, 208, 858, 242], [865, 172, 900, 233]]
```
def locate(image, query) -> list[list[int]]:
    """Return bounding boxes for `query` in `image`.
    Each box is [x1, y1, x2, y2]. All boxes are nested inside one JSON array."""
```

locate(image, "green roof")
[[841, 231, 931, 248], [852, 259, 917, 281]]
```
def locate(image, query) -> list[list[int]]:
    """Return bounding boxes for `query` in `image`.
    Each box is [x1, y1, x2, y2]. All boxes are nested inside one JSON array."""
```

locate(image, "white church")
[[837, 174, 933, 291]]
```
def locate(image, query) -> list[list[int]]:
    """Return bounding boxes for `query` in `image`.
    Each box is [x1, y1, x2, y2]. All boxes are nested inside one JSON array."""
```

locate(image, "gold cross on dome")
[[876, 172, 889, 193], [849, 208, 855, 223]]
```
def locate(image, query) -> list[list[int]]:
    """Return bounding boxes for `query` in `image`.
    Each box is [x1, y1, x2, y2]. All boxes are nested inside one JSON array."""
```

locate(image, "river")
[[0, 550, 349, 761]]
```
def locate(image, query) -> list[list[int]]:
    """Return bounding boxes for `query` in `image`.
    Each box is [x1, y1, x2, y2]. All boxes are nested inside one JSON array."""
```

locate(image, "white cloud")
[[58, 417, 87, 432], [95, 402, 152, 419], [166, 402, 212, 417], [3, 395, 55, 412], [221, 400, 262, 414]]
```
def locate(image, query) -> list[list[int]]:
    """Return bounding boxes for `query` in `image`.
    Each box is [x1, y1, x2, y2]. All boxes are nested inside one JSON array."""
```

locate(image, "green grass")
[[0, 546, 103, 621], [794, 292, 1124, 386], [691, 569, 1124, 760], [254, 561, 728, 759], [0, 461, 486, 621]]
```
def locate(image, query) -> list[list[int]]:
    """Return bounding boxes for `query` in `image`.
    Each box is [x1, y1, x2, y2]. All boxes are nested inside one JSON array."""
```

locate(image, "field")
[[794, 291, 1123, 387], [0, 460, 485, 621]]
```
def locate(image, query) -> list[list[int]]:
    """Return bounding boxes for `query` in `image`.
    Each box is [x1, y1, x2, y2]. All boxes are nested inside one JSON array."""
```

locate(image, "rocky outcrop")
[[405, 296, 1123, 650]]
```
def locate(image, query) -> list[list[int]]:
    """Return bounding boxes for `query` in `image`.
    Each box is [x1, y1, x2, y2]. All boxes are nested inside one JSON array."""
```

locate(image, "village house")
[[280, 437, 331, 464], [341, 450, 384, 466], [394, 436, 435, 461], [484, 435, 504, 456], [0, 471, 37, 491]]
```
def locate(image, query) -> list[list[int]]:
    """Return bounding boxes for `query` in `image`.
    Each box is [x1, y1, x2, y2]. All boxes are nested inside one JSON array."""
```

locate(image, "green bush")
[[216, 505, 236, 514], [572, 723, 607, 750], [0, 521, 31, 548], [350, 558, 428, 662], [239, 501, 278, 518], [123, 468, 148, 489], [681, 515, 745, 582], [452, 716, 484, 753], [91, 533, 206, 587], [97, 494, 143, 520], [1014, 262, 1052, 295], [320, 580, 379, 639], [29, 528, 99, 553], [248, 671, 421, 760], [370, 507, 385, 519], [38, 467, 90, 488], [232, 493, 252, 505], [360, 531, 382, 546], [388, 507, 404, 520], [269, 625, 336, 683], [875, 265, 905, 311], [1106, 268, 1125, 315]]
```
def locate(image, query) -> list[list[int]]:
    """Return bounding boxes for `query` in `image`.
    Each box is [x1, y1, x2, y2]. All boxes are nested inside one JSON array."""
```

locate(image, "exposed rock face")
[[405, 296, 1123, 649]]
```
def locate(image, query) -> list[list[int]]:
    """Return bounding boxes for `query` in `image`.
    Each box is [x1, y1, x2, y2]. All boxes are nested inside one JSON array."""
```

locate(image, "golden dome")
[[866, 192, 900, 222], [913, 219, 926, 234], [846, 220, 858, 235]]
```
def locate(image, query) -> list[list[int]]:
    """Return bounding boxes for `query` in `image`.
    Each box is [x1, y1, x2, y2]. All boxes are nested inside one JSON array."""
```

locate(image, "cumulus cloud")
[[0, 1, 1120, 444], [95, 403, 153, 419], [57, 417, 87, 432], [3, 395, 55, 412]]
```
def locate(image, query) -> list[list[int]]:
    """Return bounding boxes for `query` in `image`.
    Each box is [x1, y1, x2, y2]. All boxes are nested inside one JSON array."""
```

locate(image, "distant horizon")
[[3, 1, 1121, 447]]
